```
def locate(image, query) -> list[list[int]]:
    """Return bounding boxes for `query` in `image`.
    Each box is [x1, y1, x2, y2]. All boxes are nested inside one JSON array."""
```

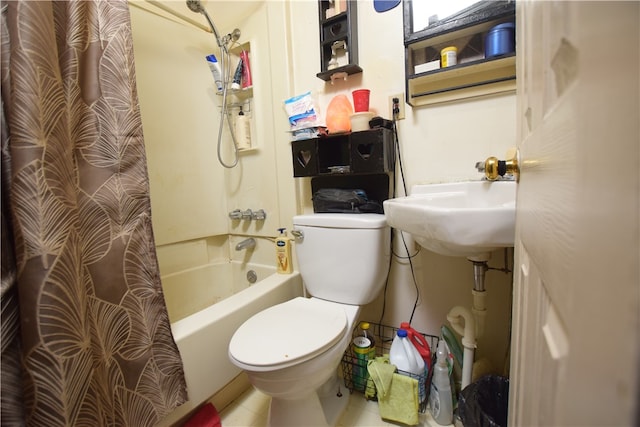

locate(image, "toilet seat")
[[229, 297, 347, 368]]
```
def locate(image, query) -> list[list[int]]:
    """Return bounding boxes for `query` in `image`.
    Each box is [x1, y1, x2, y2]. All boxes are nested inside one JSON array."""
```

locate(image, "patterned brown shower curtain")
[[1, 1, 187, 425]]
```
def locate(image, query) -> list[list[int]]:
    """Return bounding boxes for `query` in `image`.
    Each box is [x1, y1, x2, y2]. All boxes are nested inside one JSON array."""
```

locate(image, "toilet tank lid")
[[293, 213, 387, 229]]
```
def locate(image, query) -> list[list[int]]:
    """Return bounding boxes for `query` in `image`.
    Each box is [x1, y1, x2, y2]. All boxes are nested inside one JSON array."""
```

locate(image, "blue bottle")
[[205, 54, 223, 92]]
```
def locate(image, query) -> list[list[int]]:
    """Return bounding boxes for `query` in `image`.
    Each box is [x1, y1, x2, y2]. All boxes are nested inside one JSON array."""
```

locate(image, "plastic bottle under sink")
[[429, 340, 453, 425], [389, 329, 426, 402], [400, 321, 432, 370]]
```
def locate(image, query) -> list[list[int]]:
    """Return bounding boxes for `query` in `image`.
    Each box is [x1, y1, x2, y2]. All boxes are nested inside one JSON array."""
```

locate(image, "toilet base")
[[267, 374, 348, 427]]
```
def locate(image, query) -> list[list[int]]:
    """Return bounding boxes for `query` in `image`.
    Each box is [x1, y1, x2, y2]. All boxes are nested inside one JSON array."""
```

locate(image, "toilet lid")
[[229, 297, 347, 368]]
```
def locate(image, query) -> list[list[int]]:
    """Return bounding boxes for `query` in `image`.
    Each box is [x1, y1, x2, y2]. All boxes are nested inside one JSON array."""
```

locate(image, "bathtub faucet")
[[235, 238, 256, 251]]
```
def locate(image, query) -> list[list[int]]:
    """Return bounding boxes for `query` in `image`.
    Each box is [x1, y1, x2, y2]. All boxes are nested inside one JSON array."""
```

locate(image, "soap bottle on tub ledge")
[[275, 228, 292, 274]]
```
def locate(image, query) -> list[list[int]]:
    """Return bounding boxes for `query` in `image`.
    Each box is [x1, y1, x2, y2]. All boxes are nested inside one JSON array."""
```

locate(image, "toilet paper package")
[[284, 91, 323, 131]]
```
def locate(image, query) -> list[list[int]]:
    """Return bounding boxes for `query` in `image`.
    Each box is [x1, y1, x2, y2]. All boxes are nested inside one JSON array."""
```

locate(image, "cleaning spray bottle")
[[275, 228, 292, 274], [429, 340, 453, 425]]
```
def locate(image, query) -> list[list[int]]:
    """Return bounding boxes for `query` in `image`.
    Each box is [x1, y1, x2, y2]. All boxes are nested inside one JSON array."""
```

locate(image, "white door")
[[509, 1, 639, 426]]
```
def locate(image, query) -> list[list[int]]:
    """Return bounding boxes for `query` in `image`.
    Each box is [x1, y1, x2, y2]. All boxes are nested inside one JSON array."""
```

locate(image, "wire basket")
[[341, 322, 439, 413]]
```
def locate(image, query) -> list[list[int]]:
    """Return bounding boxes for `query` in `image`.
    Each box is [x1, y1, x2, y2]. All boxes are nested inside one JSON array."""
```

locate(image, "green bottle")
[[352, 322, 376, 392]]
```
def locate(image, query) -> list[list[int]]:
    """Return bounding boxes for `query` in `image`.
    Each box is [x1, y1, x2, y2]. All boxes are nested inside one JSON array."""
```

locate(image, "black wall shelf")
[[403, 0, 516, 105], [291, 128, 394, 177], [317, 1, 362, 81]]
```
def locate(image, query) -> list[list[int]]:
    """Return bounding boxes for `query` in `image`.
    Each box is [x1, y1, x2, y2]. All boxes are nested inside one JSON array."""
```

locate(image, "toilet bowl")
[[229, 297, 360, 425], [228, 213, 390, 426]]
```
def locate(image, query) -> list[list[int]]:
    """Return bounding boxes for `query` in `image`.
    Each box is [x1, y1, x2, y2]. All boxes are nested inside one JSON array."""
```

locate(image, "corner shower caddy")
[[220, 41, 256, 152]]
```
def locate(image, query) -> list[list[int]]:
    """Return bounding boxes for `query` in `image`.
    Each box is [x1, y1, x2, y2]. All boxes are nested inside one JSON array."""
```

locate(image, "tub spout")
[[235, 238, 256, 251]]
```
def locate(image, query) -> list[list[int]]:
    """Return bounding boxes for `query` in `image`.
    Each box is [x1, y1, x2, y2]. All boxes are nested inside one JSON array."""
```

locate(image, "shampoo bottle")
[[231, 58, 243, 90], [239, 50, 252, 89], [429, 340, 453, 425], [205, 54, 223, 92], [275, 228, 292, 274], [234, 106, 251, 150]]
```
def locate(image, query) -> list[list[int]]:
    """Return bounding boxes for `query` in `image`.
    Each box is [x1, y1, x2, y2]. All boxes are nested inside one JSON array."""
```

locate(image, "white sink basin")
[[383, 181, 516, 260]]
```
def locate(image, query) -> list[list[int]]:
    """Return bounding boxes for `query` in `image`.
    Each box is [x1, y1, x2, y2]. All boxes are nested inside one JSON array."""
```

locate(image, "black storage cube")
[[290, 128, 394, 177], [317, 134, 350, 174], [292, 138, 319, 177], [350, 129, 394, 174]]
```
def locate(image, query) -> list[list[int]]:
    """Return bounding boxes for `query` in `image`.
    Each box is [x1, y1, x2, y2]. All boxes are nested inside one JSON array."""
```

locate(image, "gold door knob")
[[477, 153, 519, 181]]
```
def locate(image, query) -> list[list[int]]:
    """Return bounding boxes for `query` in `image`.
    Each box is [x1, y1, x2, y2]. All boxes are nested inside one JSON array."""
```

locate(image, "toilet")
[[228, 213, 390, 426]]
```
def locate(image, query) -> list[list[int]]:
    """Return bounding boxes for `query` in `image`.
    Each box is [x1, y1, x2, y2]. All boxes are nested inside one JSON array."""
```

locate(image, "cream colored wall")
[[224, 2, 298, 238], [286, 0, 515, 373], [130, 1, 295, 277], [131, 0, 514, 376], [130, 3, 228, 247]]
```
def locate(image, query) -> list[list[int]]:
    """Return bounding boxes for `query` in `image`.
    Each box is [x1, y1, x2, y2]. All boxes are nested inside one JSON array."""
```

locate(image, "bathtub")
[[158, 261, 303, 425]]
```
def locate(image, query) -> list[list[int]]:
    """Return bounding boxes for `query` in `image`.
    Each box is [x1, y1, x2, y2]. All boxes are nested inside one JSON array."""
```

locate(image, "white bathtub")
[[158, 262, 303, 425]]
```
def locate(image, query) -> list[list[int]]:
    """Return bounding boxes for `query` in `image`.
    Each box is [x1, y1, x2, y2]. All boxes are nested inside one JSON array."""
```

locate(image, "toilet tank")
[[292, 213, 391, 305]]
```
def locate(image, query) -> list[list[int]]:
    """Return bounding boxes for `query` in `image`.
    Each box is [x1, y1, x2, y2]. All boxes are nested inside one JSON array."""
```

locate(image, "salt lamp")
[[325, 94, 353, 133]]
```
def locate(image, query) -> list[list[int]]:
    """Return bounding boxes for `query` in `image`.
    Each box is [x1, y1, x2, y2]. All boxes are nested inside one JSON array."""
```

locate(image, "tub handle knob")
[[251, 209, 267, 221], [229, 209, 242, 220], [241, 209, 253, 220], [291, 229, 304, 242]]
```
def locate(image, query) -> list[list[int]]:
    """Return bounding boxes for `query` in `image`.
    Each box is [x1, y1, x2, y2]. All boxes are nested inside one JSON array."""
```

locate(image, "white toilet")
[[228, 213, 390, 426]]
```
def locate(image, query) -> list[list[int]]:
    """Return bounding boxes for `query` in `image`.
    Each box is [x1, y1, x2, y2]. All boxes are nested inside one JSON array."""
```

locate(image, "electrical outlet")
[[389, 93, 405, 120]]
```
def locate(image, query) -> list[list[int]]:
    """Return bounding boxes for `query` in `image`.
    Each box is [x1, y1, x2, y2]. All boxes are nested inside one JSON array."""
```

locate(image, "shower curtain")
[[1, 1, 187, 425]]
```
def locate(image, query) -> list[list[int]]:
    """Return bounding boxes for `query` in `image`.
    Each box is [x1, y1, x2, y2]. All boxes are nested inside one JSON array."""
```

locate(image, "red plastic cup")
[[352, 89, 370, 112]]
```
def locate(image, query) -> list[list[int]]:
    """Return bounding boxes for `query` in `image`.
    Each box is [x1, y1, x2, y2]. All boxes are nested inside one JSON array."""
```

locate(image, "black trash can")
[[458, 375, 509, 427]]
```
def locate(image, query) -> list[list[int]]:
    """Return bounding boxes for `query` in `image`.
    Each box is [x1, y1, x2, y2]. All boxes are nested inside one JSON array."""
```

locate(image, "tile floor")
[[219, 386, 447, 427]]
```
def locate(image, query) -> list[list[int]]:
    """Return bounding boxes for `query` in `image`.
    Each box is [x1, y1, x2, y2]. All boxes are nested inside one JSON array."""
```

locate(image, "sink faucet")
[[235, 237, 256, 251]]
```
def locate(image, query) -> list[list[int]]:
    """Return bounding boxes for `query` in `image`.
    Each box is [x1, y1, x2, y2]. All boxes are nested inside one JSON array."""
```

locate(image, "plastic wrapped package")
[[312, 189, 383, 214], [284, 91, 323, 131]]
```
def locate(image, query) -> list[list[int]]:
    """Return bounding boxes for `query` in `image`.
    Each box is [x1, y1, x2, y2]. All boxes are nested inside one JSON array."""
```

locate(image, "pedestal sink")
[[383, 180, 516, 389], [383, 181, 516, 261]]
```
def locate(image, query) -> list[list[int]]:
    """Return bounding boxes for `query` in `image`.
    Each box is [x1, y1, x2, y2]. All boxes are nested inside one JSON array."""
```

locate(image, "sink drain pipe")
[[471, 261, 488, 340], [446, 306, 476, 390], [446, 261, 489, 390]]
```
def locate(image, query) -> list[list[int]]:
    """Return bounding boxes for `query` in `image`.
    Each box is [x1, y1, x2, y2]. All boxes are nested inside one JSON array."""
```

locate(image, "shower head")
[[185, 0, 224, 47], [186, 0, 204, 14], [229, 28, 241, 43]]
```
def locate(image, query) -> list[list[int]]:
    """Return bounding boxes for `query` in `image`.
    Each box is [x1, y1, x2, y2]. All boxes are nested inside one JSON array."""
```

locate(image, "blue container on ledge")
[[485, 22, 516, 58]]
